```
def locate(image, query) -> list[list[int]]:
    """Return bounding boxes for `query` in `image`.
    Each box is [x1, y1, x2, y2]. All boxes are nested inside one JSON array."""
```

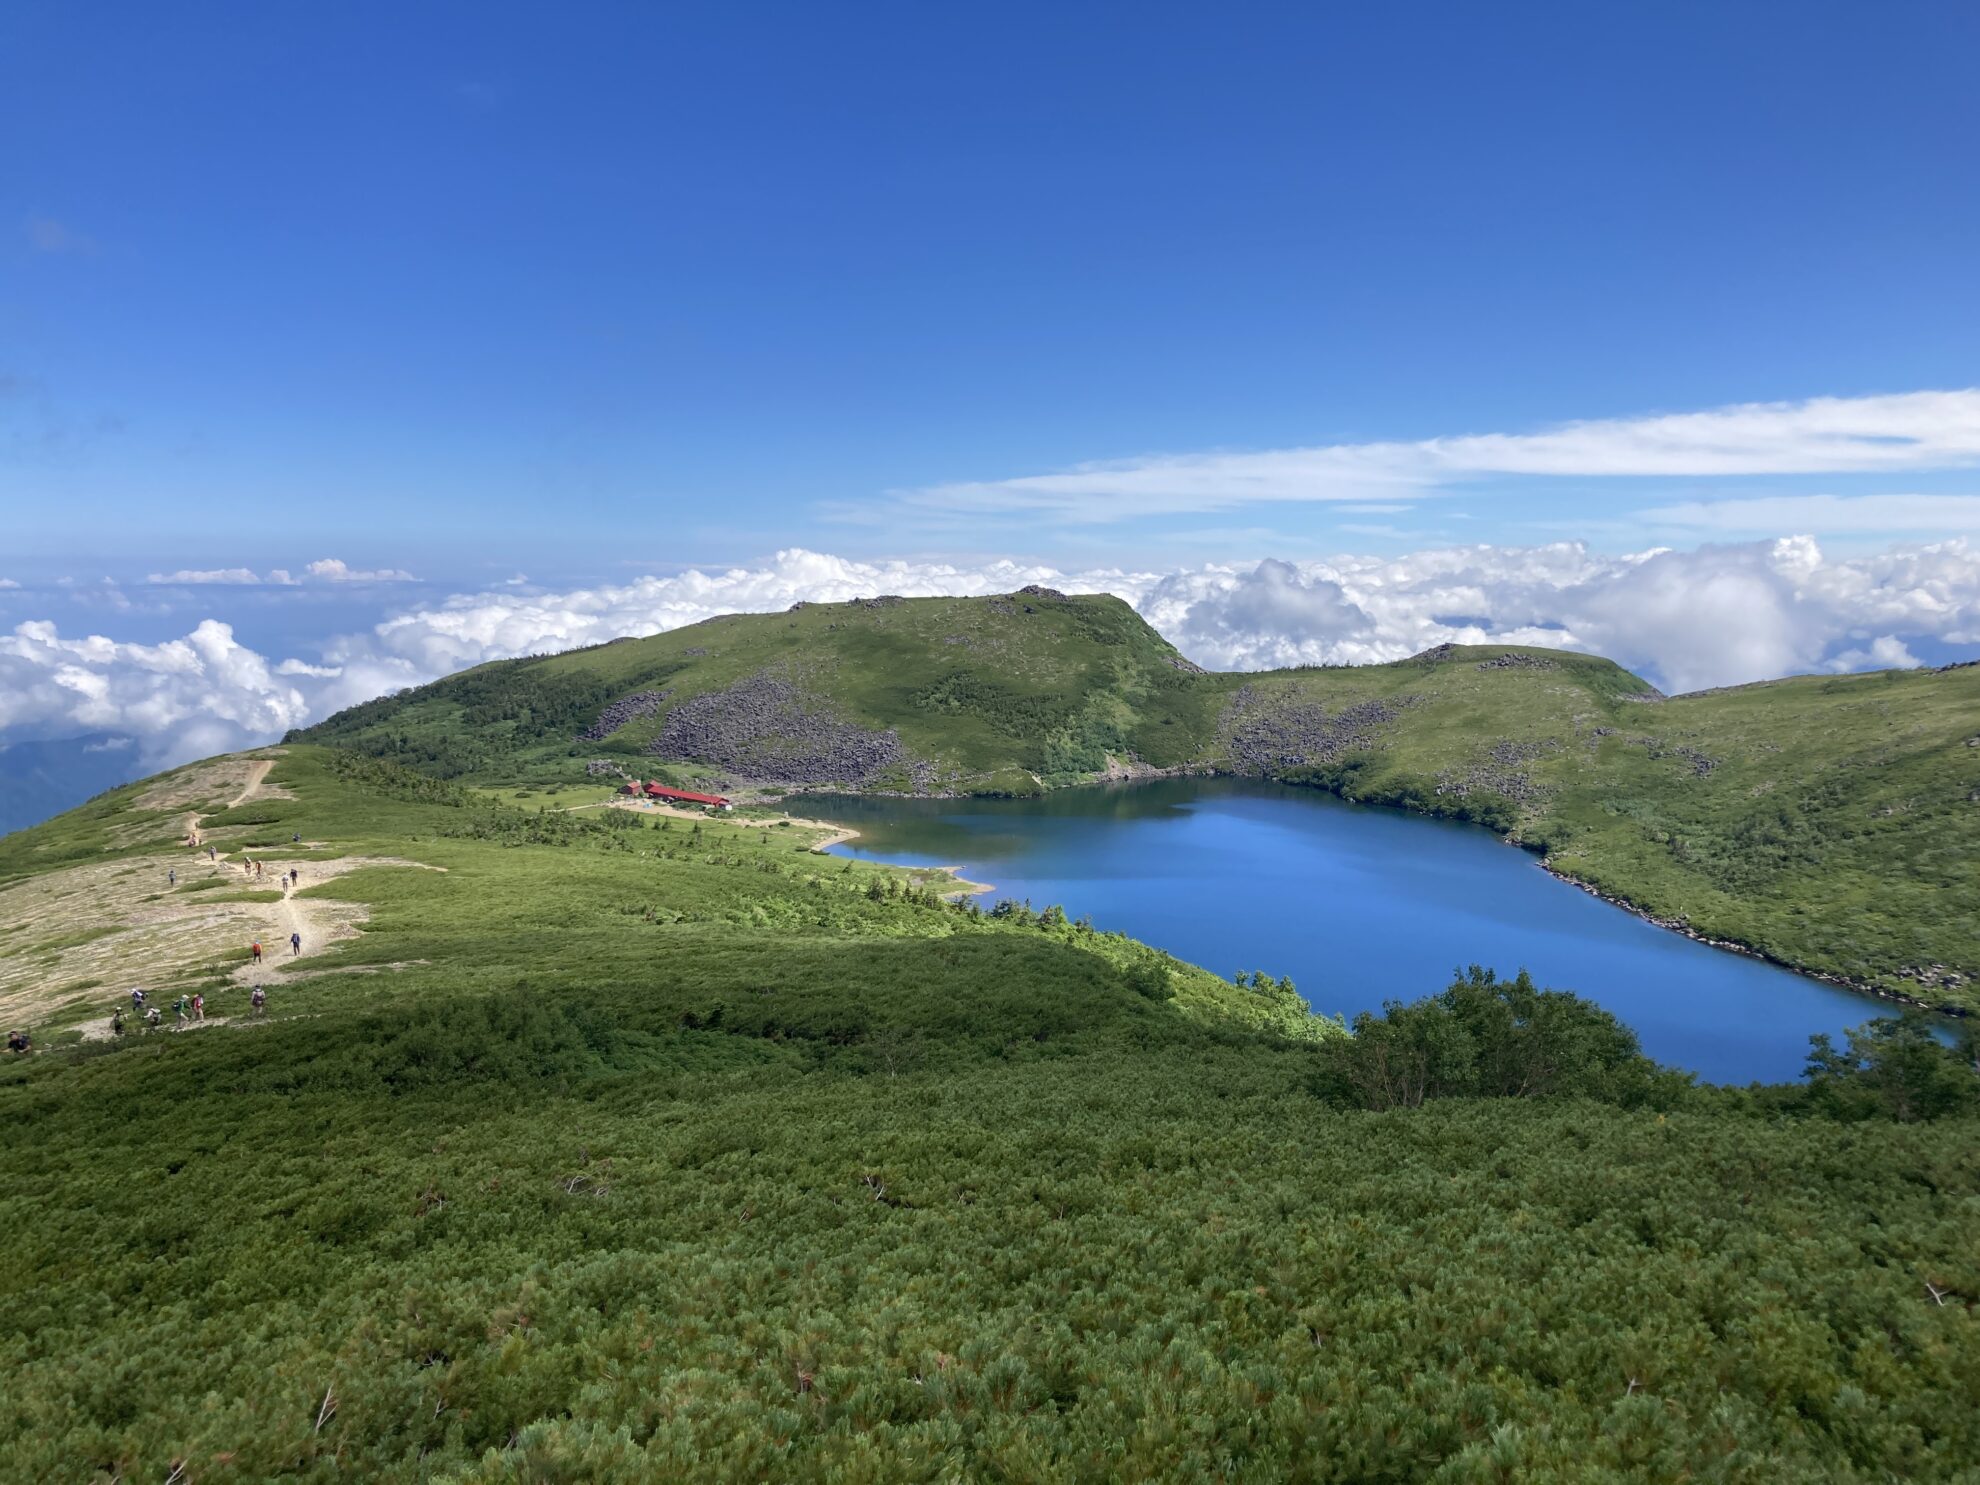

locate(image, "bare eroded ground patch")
[[0, 848, 436, 1032], [134, 751, 291, 815]]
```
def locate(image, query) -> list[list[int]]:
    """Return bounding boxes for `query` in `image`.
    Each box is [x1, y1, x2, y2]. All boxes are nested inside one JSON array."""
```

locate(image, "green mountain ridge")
[[296, 591, 1980, 1011]]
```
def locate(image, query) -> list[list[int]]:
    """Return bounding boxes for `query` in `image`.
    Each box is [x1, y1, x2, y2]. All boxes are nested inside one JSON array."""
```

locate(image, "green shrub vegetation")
[[2, 745, 1978, 1479]]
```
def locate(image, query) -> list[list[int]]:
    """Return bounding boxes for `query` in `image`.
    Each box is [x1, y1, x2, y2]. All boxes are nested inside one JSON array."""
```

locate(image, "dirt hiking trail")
[[4, 750, 442, 1041]]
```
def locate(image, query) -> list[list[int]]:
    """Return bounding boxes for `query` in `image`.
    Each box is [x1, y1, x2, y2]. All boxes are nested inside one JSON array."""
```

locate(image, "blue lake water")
[[788, 777, 1900, 1084]]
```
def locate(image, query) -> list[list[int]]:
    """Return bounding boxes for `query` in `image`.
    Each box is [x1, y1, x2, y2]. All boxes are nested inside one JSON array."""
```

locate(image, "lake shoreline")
[[788, 775, 1944, 1081], [772, 766, 1969, 1022], [1536, 861, 1963, 1019]]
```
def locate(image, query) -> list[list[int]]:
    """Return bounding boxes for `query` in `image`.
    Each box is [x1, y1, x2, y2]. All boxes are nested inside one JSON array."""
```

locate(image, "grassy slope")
[[302, 592, 1219, 793], [4, 747, 1978, 1480], [297, 598, 1980, 1009]]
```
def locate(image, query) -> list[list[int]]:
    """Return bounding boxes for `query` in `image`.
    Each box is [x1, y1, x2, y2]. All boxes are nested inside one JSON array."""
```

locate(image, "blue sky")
[[3, 2, 1980, 769], [8, 2, 1980, 568]]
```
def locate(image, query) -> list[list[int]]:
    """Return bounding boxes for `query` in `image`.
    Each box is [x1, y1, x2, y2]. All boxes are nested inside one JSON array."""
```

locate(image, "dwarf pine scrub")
[[1, 745, 1976, 1481]]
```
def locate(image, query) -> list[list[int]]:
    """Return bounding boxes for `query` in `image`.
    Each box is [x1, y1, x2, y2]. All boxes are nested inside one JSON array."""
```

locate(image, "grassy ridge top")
[[302, 590, 1225, 792], [294, 596, 1980, 1007]]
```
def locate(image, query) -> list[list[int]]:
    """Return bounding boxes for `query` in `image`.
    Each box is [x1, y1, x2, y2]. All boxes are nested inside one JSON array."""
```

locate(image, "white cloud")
[[1637, 493, 1980, 534], [306, 558, 417, 583], [0, 618, 317, 768], [3, 541, 1976, 769], [898, 389, 1980, 521], [361, 550, 1150, 676], [0, 578, 18, 589], [1136, 536, 1980, 693], [357, 541, 1980, 697], [1825, 636, 1920, 673], [146, 568, 265, 586], [142, 562, 406, 587]]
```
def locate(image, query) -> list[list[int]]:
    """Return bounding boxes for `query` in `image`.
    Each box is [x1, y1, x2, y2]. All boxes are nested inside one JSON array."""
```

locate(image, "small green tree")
[[1803, 1014, 1979, 1122]]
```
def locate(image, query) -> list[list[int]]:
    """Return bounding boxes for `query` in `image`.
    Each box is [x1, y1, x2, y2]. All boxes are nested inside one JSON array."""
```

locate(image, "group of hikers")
[[180, 829, 307, 967], [108, 827, 304, 1039], [106, 981, 273, 1038], [237, 858, 302, 889], [247, 931, 302, 962], [9, 806, 319, 1056], [6, 814, 321, 1055]]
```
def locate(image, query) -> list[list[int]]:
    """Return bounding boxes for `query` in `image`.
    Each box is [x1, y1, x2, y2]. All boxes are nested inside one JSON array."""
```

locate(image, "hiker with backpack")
[[251, 986, 267, 1016], [250, 941, 263, 964], [290, 931, 301, 956]]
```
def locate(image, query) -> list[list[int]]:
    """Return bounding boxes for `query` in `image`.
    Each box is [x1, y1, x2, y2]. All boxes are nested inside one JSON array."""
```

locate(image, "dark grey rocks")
[[1221, 687, 1409, 770], [647, 669, 918, 787], [1476, 653, 1558, 672], [578, 690, 671, 741], [1436, 739, 1555, 805]]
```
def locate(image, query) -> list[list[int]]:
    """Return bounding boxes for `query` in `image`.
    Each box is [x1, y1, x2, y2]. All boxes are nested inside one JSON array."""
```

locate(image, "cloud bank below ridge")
[[3, 540, 1977, 770]]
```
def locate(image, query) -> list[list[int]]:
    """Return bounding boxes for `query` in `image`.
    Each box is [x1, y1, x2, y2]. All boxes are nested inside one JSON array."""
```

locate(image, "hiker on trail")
[[8, 1029, 28, 1054], [145, 1006, 160, 1030], [255, 861, 264, 879], [292, 832, 300, 843], [208, 845, 216, 862], [290, 931, 302, 956], [251, 941, 263, 964], [130, 988, 145, 1012], [169, 868, 176, 887], [250, 986, 266, 1016], [192, 993, 205, 1022], [174, 995, 187, 1026], [290, 868, 299, 887], [111, 1009, 124, 1037]]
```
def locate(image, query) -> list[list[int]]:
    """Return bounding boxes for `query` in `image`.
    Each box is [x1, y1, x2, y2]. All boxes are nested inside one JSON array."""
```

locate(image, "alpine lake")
[[787, 776, 1912, 1084]]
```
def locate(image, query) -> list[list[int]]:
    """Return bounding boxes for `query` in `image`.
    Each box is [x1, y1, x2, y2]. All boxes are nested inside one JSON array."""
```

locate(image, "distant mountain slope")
[[293, 594, 1980, 1007], [298, 589, 1227, 792], [295, 591, 1653, 795], [0, 732, 142, 835]]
